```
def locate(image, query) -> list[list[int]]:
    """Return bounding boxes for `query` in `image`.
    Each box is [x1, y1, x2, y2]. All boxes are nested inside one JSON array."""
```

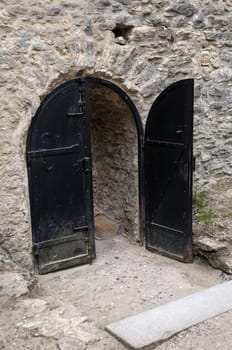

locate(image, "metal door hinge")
[[27, 144, 80, 161], [67, 112, 84, 117], [83, 157, 91, 173]]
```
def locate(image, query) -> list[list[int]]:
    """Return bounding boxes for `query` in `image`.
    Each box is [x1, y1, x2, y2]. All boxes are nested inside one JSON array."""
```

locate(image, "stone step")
[[106, 281, 232, 349]]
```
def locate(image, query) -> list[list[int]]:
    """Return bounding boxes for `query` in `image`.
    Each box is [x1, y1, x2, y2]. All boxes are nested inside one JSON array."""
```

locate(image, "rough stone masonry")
[[0, 0, 231, 273]]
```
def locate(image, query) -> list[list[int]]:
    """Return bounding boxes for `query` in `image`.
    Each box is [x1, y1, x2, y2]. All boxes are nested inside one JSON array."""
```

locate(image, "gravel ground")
[[1, 234, 232, 349]]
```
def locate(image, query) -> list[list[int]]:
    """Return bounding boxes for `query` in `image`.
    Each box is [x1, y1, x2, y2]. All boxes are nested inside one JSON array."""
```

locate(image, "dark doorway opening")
[[88, 79, 143, 242]]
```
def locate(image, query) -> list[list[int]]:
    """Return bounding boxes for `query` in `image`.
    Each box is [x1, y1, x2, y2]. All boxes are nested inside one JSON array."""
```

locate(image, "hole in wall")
[[89, 82, 139, 242], [112, 24, 133, 40]]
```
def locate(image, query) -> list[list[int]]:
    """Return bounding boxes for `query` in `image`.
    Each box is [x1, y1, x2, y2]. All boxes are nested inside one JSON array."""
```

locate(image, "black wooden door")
[[145, 79, 194, 262], [27, 79, 95, 274]]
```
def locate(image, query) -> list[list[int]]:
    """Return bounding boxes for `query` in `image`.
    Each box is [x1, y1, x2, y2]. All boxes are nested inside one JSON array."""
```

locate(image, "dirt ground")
[[1, 234, 232, 350]]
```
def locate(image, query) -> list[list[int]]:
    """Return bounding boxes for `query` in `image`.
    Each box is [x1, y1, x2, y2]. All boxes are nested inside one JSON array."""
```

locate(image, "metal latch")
[[66, 86, 85, 117]]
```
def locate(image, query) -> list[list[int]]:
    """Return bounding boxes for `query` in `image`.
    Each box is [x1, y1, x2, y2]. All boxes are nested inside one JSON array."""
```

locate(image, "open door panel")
[[27, 79, 95, 274], [145, 79, 194, 262]]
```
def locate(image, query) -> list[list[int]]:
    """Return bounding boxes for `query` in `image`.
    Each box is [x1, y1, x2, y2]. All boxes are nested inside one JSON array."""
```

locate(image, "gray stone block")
[[106, 281, 232, 349]]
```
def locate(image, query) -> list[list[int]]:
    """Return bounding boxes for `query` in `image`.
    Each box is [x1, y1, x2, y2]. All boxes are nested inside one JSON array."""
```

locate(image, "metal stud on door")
[[145, 79, 194, 262], [27, 79, 95, 274]]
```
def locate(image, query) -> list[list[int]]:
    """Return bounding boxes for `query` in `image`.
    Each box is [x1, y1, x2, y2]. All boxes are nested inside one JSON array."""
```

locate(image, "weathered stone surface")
[[194, 237, 227, 253], [0, 0, 231, 273], [90, 84, 139, 239], [196, 248, 232, 275], [17, 298, 48, 318], [193, 179, 232, 274], [18, 303, 99, 345], [58, 337, 86, 350], [0, 272, 29, 297], [106, 281, 232, 349], [169, 1, 197, 17], [0, 247, 17, 271]]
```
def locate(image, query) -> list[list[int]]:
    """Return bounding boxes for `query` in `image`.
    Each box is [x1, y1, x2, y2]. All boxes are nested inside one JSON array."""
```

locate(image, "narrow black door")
[[145, 79, 194, 262], [27, 79, 95, 274]]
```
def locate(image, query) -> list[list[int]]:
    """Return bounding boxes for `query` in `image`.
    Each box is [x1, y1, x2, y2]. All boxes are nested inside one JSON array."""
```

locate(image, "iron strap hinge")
[[145, 139, 185, 149], [83, 157, 91, 173], [27, 144, 80, 163], [66, 112, 84, 117]]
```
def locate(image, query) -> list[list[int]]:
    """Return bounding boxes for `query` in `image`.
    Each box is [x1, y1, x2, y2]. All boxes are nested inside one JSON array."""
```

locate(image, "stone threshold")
[[106, 281, 232, 349]]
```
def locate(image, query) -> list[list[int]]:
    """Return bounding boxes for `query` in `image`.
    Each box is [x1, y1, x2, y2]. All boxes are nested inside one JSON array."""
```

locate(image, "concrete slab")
[[106, 281, 232, 349]]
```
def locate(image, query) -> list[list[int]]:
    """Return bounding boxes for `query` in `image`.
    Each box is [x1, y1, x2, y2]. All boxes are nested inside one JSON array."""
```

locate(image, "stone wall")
[[0, 0, 231, 271], [89, 84, 139, 240]]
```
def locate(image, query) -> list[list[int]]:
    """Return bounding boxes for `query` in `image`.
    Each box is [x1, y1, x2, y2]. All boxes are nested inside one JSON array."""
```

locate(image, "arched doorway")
[[27, 77, 194, 274], [87, 78, 144, 242]]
